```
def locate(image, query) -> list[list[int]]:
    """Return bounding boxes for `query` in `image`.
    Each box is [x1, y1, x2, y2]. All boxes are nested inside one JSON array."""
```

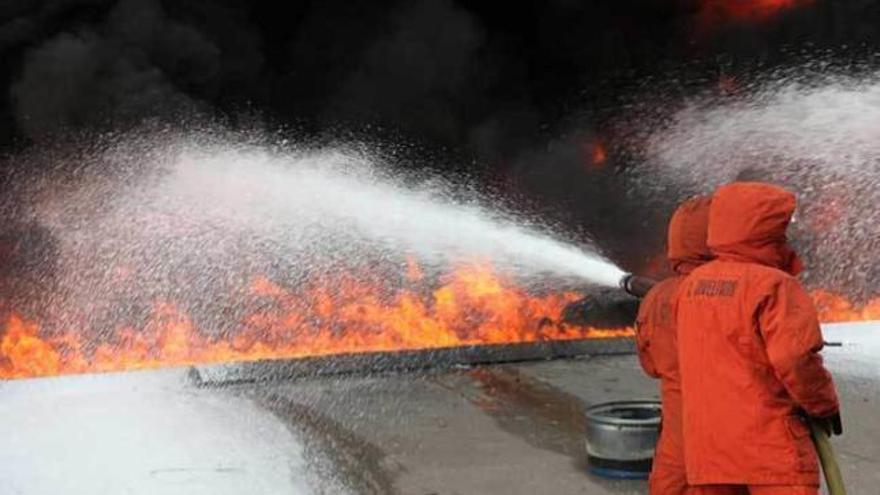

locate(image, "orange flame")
[[591, 142, 607, 167], [583, 141, 607, 169], [2, 262, 874, 380], [811, 290, 880, 323], [697, 0, 807, 30], [0, 264, 631, 379]]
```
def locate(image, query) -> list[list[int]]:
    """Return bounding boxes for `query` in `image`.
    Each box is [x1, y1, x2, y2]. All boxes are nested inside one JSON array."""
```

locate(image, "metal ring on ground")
[[584, 400, 661, 479]]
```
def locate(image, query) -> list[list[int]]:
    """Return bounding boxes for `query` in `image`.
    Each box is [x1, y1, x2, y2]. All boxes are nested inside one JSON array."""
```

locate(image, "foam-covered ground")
[[821, 321, 880, 379], [0, 369, 314, 495], [0, 321, 877, 494]]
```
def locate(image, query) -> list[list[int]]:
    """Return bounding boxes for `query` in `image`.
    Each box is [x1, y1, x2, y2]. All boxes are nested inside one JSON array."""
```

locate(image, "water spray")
[[0, 136, 633, 377]]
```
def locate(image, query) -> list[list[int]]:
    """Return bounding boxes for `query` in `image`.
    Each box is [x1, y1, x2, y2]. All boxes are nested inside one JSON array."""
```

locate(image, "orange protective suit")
[[636, 196, 713, 495], [676, 182, 839, 491]]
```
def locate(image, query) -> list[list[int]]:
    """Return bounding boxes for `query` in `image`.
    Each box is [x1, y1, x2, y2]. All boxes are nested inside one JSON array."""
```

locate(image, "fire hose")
[[617, 273, 847, 493], [809, 420, 847, 495]]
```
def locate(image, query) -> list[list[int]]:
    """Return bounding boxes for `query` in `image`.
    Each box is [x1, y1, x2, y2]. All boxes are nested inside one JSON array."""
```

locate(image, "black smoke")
[[2, 0, 880, 275]]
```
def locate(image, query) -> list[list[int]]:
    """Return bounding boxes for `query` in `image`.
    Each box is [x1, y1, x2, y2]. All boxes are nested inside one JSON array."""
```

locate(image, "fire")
[[582, 140, 607, 170], [582, 141, 608, 168], [811, 290, 880, 323], [591, 142, 607, 167], [2, 261, 874, 380], [697, 0, 807, 28], [0, 264, 631, 380]]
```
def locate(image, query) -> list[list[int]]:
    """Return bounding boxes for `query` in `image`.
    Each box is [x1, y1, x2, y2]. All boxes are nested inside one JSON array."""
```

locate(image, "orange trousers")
[[648, 463, 688, 495], [648, 465, 818, 495], [687, 485, 818, 495]]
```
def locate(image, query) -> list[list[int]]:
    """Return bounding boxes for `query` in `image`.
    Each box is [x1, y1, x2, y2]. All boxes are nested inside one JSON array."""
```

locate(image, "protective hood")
[[667, 195, 712, 275], [707, 182, 802, 274]]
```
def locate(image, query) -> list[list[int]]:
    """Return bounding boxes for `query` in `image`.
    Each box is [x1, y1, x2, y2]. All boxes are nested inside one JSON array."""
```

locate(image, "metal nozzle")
[[619, 274, 658, 299]]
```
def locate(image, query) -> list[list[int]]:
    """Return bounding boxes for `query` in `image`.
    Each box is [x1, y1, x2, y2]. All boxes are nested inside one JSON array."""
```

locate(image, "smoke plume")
[[1, 0, 880, 281]]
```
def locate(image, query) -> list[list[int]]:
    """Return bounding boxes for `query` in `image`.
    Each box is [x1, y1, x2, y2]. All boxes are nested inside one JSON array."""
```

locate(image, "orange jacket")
[[677, 182, 839, 486], [636, 196, 712, 480]]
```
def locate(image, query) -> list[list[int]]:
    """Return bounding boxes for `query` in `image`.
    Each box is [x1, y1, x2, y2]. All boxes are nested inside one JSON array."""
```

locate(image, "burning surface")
[[812, 290, 880, 324], [3, 261, 875, 380], [0, 137, 630, 380], [0, 263, 632, 380]]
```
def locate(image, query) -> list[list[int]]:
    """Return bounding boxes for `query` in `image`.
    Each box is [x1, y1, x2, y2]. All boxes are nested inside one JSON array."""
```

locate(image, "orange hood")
[[707, 182, 802, 274], [667, 195, 712, 275]]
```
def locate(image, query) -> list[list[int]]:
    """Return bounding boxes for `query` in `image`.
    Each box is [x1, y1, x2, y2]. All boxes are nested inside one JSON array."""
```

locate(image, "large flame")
[[1, 262, 875, 380], [0, 264, 629, 380]]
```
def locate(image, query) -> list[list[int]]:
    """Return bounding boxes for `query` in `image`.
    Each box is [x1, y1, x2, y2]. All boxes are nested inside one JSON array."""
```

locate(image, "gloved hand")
[[813, 412, 843, 437]]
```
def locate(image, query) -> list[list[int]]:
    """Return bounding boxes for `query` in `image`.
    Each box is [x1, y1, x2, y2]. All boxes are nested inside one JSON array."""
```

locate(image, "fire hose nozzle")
[[619, 274, 658, 299]]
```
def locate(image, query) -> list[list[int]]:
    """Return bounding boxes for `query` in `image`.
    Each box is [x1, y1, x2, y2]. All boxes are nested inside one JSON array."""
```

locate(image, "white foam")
[[0, 369, 314, 494]]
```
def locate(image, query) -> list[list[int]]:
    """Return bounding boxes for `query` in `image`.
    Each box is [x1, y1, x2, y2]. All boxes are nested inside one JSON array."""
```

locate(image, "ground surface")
[[0, 322, 877, 494]]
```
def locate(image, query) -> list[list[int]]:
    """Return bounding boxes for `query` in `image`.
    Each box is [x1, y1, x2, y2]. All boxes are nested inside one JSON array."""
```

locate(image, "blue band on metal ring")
[[588, 465, 650, 480]]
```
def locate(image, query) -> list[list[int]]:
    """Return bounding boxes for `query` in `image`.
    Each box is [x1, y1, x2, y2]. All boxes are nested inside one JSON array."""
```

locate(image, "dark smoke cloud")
[[12, 29, 198, 137], [2, 0, 263, 141], [4, 0, 879, 153], [2, 0, 880, 277], [326, 0, 485, 144]]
